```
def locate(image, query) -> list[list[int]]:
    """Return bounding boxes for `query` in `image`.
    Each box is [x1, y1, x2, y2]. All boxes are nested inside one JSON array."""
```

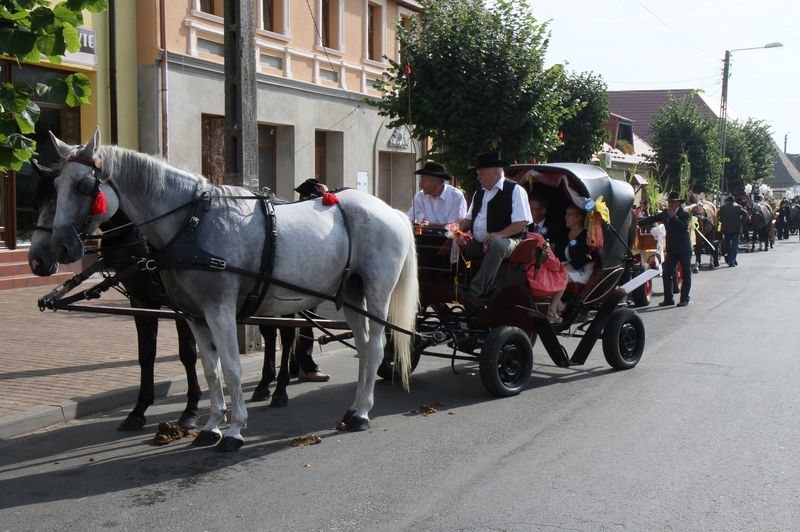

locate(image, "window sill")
[[256, 29, 291, 43], [315, 44, 344, 58]]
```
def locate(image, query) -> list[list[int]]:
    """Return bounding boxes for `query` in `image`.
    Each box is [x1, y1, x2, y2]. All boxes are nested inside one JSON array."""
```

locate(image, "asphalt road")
[[1, 239, 799, 531]]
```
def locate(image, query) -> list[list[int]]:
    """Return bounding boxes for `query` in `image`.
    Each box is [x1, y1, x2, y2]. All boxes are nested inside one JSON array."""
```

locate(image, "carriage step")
[[0, 272, 77, 291]]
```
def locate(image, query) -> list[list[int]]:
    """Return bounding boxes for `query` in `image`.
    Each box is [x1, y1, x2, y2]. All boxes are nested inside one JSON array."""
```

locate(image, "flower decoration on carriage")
[[583, 195, 609, 251]]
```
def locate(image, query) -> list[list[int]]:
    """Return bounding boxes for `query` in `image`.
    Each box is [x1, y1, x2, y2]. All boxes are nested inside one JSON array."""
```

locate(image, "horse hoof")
[[117, 413, 146, 432], [335, 409, 369, 431], [268, 394, 288, 408], [177, 412, 200, 430], [192, 430, 222, 446], [215, 436, 244, 452], [250, 387, 271, 402]]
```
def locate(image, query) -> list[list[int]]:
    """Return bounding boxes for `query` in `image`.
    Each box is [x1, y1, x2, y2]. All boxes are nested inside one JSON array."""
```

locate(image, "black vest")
[[471, 179, 517, 234]]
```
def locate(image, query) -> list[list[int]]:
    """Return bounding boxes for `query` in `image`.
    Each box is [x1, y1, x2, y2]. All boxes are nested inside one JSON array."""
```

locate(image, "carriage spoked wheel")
[[602, 308, 645, 370], [479, 326, 534, 397]]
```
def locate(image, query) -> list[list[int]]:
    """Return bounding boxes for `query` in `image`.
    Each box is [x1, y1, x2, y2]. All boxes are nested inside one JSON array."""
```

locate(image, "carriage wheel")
[[377, 334, 423, 381], [478, 326, 533, 397], [631, 278, 651, 307], [602, 309, 645, 370]]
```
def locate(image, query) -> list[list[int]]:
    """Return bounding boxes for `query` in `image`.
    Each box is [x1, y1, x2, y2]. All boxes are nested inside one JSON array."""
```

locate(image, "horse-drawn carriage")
[[33, 131, 653, 447], [379, 163, 655, 396]]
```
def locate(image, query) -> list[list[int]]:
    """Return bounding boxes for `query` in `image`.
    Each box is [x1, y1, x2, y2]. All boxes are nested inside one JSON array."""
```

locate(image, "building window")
[[199, 0, 216, 15], [262, 0, 275, 31], [314, 131, 327, 183], [258, 125, 277, 192], [317, 0, 342, 51], [366, 1, 384, 62]]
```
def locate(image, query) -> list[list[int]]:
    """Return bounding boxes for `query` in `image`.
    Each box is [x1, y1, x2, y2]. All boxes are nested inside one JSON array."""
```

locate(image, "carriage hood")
[[505, 163, 635, 268]]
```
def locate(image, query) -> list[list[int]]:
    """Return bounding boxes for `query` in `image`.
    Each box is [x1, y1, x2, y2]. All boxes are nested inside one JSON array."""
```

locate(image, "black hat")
[[295, 178, 322, 197], [468, 151, 509, 170], [725, 195, 735, 203], [754, 193, 763, 201], [414, 161, 450, 180], [666, 191, 685, 203]]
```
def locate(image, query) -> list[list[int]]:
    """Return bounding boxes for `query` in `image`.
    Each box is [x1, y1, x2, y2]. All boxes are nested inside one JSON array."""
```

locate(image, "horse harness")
[[60, 154, 355, 323]]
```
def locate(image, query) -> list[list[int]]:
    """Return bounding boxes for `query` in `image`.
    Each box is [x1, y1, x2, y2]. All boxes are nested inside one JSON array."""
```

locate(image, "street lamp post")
[[718, 42, 783, 193]]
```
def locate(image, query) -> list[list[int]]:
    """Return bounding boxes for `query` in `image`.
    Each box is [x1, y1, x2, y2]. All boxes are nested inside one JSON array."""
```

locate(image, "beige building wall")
[[133, 0, 421, 208]]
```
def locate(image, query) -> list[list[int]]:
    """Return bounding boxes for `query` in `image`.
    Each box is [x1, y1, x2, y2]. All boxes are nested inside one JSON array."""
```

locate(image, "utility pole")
[[718, 50, 730, 193], [224, 1, 258, 191], [224, 1, 260, 353]]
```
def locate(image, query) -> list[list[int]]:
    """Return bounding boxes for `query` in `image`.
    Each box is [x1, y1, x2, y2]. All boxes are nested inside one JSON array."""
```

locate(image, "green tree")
[[0, 0, 107, 171], [740, 118, 775, 183], [722, 120, 753, 195], [375, 0, 574, 189], [547, 71, 609, 163], [649, 93, 721, 193]]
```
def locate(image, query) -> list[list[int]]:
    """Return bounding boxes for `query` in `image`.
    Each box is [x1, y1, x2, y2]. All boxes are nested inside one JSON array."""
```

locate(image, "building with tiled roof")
[[607, 89, 717, 145], [764, 143, 800, 195]]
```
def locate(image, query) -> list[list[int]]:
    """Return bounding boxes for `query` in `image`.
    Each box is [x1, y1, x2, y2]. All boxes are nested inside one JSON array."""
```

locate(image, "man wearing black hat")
[[295, 177, 328, 199], [405, 161, 467, 228], [458, 151, 533, 301], [638, 191, 693, 307], [718, 195, 748, 266]]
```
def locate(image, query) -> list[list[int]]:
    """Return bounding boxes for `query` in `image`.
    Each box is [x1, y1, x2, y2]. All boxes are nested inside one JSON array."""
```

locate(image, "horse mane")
[[96, 145, 205, 198]]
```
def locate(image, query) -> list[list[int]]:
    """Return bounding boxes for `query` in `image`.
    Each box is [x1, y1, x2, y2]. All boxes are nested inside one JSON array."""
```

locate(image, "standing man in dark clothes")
[[718, 195, 749, 267], [638, 191, 693, 307]]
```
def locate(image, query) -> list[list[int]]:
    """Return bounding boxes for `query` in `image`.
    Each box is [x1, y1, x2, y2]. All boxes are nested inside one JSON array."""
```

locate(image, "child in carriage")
[[545, 204, 597, 323]]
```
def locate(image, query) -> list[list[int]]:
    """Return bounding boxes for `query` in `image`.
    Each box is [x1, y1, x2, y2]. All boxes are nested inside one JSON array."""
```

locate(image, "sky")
[[530, 0, 799, 154]]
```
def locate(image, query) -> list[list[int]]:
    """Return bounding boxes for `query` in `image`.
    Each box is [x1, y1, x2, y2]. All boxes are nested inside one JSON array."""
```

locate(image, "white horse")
[[48, 128, 418, 451]]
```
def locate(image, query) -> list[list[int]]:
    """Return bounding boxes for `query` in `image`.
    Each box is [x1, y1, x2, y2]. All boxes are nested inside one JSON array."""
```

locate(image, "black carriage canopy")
[[505, 163, 635, 269]]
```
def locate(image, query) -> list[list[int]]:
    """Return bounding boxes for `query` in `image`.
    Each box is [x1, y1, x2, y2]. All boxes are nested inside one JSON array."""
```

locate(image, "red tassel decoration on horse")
[[322, 191, 339, 206], [90, 190, 108, 215]]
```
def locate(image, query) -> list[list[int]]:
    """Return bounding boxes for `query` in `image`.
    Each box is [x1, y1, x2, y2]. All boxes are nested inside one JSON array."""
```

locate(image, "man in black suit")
[[638, 191, 693, 307], [528, 194, 567, 261]]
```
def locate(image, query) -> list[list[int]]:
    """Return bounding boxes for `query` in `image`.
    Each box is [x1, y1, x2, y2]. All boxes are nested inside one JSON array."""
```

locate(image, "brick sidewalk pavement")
[[0, 282, 263, 437]]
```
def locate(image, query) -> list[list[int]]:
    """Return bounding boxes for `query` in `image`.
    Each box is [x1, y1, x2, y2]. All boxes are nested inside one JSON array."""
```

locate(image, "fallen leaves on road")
[[290, 434, 322, 447]]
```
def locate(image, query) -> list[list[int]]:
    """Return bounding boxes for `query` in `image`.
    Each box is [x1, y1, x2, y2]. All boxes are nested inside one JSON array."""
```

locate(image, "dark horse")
[[744, 201, 773, 252], [28, 164, 294, 431]]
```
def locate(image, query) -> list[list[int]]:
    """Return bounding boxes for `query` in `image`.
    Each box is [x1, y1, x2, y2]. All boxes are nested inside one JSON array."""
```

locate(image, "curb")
[[0, 355, 267, 440]]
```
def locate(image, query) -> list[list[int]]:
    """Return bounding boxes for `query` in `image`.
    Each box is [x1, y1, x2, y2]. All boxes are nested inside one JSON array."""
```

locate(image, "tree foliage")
[[0, 0, 107, 171], [649, 93, 721, 193], [722, 120, 753, 195], [375, 0, 575, 189], [740, 118, 775, 183], [547, 71, 609, 163]]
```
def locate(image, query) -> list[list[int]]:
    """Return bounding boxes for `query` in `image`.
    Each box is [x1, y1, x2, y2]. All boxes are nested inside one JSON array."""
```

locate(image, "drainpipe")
[[159, 0, 169, 160], [108, 0, 118, 144]]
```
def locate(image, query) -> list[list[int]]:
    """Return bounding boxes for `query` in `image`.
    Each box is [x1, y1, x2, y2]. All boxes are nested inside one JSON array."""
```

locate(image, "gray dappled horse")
[[47, 129, 418, 451], [30, 164, 322, 430]]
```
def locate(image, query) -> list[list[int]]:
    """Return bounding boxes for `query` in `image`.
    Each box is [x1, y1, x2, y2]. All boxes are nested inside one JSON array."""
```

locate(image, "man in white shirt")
[[405, 161, 467, 228], [458, 151, 532, 300]]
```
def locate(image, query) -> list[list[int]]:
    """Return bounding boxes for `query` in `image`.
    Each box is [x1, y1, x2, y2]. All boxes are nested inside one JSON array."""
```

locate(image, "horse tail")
[[388, 211, 419, 391]]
